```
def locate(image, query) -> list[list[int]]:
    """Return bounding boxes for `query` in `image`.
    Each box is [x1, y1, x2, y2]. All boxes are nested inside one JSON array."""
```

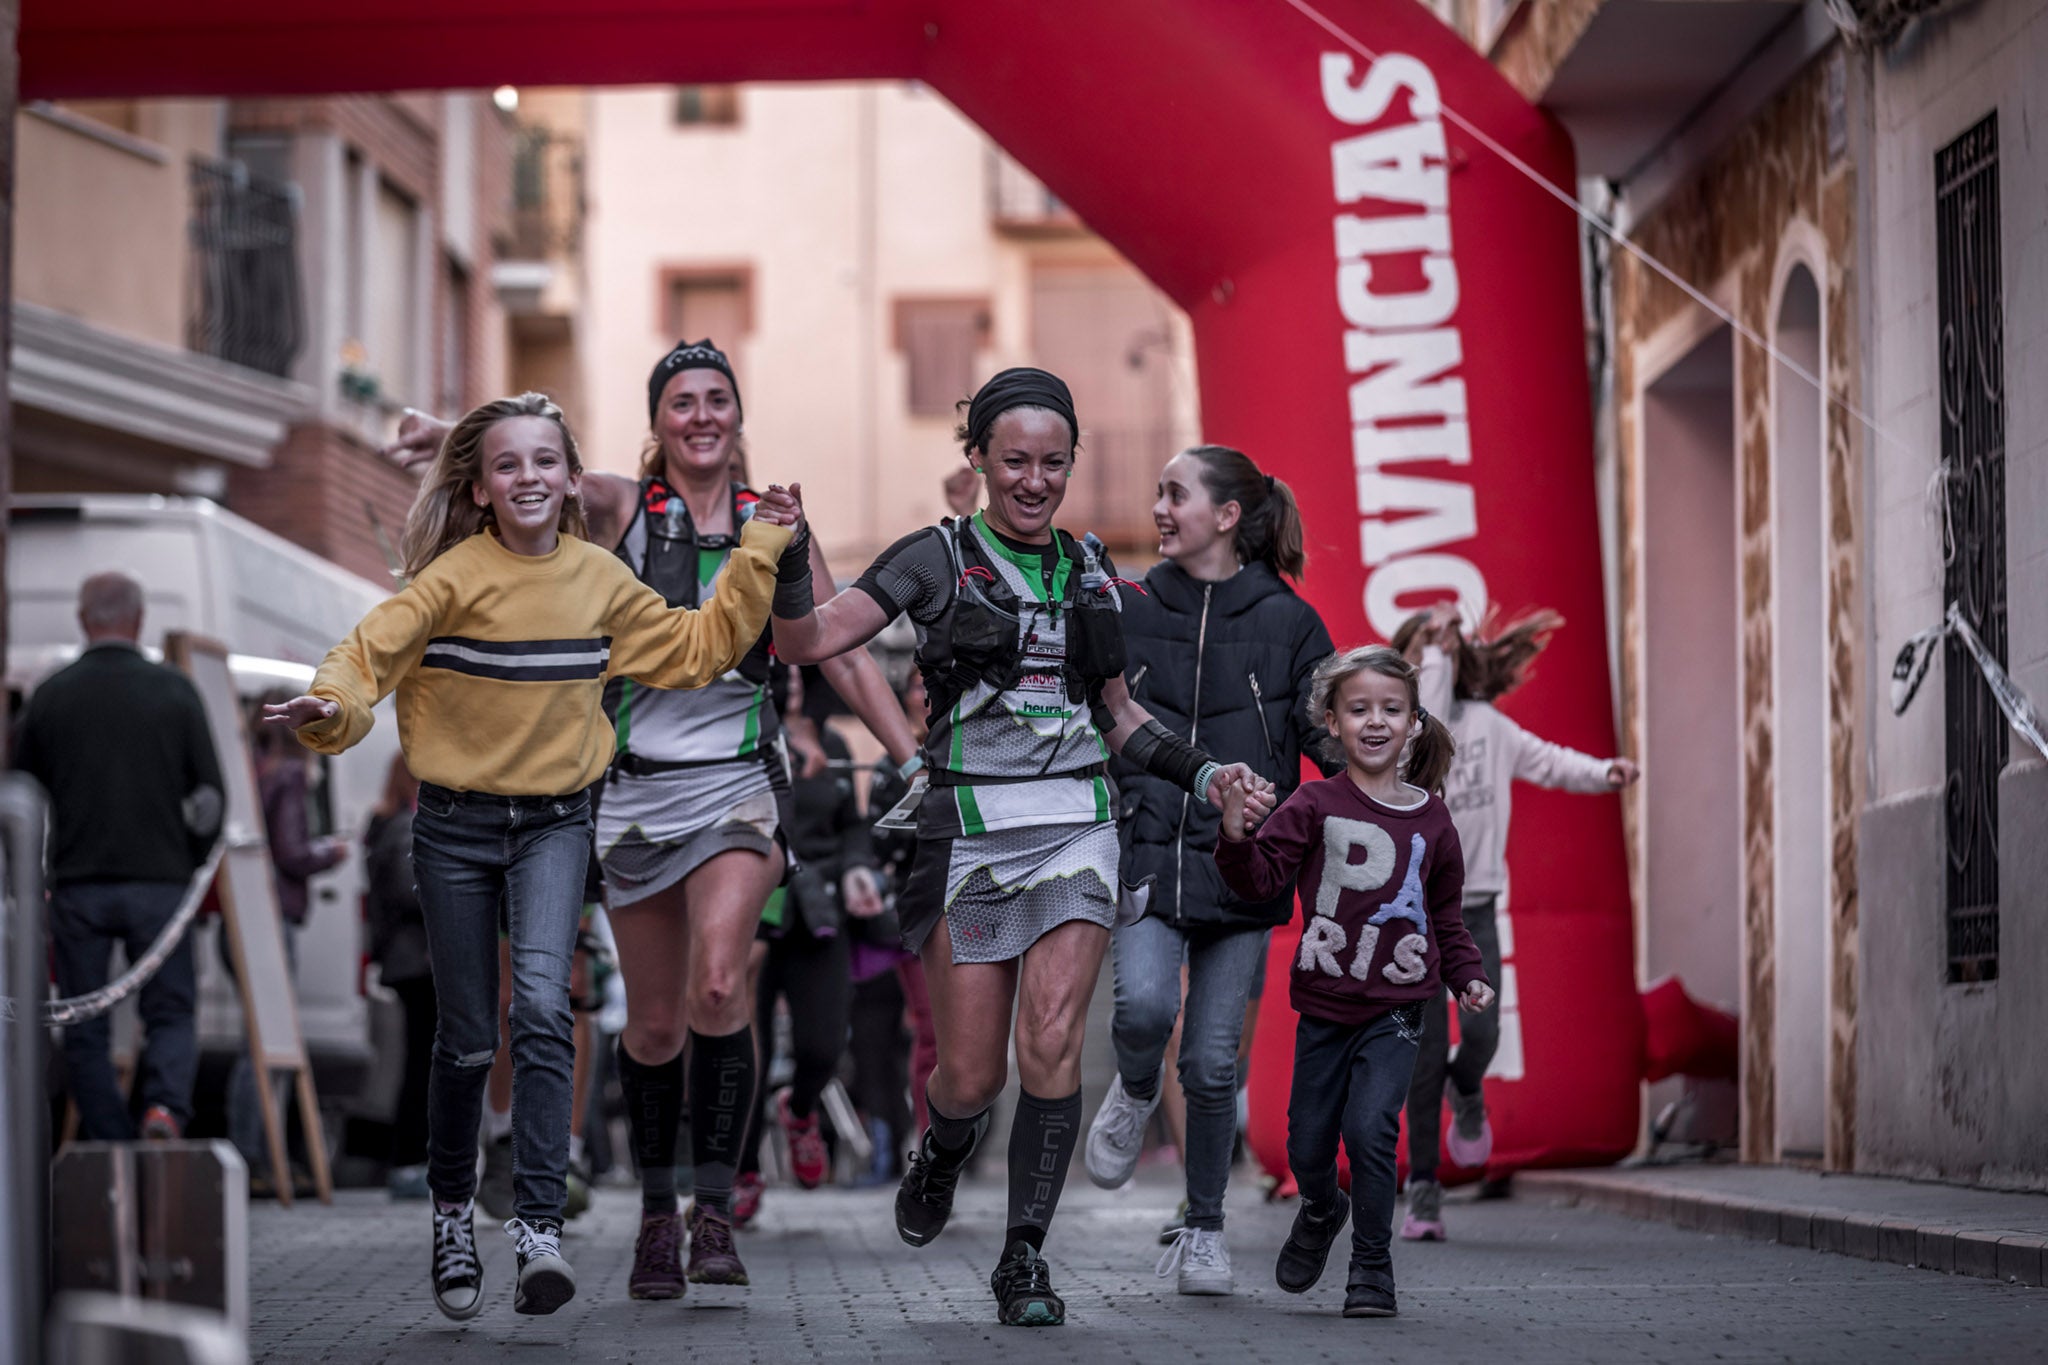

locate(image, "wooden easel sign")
[[166, 633, 331, 1207]]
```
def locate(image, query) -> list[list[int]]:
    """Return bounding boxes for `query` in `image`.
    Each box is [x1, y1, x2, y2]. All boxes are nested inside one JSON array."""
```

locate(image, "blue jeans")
[[50, 880, 196, 1139], [413, 781, 592, 1224], [1287, 1006, 1423, 1291], [1109, 915, 1270, 1230]]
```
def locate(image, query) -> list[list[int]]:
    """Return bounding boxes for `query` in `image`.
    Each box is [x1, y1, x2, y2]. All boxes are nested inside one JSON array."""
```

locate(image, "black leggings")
[[390, 975, 437, 1169], [848, 969, 912, 1160], [739, 929, 851, 1175]]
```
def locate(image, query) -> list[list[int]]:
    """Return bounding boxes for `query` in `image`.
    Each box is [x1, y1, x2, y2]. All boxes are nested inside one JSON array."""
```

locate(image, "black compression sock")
[[688, 1026, 755, 1216], [925, 1098, 991, 1168], [616, 1039, 684, 1216], [1006, 1087, 1082, 1245], [1004, 1224, 1047, 1252]]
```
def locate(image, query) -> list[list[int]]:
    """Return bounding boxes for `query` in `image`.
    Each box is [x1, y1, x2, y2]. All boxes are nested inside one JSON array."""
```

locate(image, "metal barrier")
[[1, 775, 50, 1365]]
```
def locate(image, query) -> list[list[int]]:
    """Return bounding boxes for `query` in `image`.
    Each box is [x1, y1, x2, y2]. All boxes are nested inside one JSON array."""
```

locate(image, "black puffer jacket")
[[1113, 560, 1339, 930]]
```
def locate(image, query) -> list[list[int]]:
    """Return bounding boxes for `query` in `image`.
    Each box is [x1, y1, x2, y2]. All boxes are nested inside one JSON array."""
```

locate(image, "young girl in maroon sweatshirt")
[[1215, 645, 1494, 1318]]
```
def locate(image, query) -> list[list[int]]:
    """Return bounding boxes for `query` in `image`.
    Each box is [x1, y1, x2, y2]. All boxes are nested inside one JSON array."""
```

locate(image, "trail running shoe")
[[1275, 1192, 1351, 1294], [732, 1172, 766, 1228], [1446, 1087, 1494, 1168], [1157, 1198, 1189, 1246], [1156, 1226, 1234, 1295], [780, 1090, 830, 1189], [686, 1206, 749, 1285], [431, 1200, 484, 1321], [628, 1211, 687, 1300], [1400, 1179, 1446, 1241], [506, 1217, 575, 1315], [1344, 1279, 1399, 1317], [476, 1134, 515, 1222], [991, 1240, 1065, 1326], [895, 1118, 985, 1247], [564, 1160, 593, 1221], [1083, 1072, 1159, 1189]]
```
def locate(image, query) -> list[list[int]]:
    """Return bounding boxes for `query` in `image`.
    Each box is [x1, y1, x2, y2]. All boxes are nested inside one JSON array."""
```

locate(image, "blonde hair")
[[400, 392, 588, 576], [1310, 645, 1457, 795]]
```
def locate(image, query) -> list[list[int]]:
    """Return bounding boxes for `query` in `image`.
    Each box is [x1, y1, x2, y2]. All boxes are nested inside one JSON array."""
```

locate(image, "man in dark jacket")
[[13, 571, 223, 1140]]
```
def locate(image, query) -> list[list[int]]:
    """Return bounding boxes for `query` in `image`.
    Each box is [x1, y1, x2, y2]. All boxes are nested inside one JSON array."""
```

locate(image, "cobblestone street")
[[248, 1171, 2044, 1363]]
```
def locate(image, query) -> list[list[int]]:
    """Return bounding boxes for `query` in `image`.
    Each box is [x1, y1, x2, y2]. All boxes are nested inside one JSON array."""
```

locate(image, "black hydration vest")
[[916, 518, 1127, 736], [616, 477, 777, 688]]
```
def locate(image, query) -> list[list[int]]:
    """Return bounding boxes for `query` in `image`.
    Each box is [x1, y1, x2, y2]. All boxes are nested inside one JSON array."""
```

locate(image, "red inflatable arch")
[[21, 0, 1642, 1177]]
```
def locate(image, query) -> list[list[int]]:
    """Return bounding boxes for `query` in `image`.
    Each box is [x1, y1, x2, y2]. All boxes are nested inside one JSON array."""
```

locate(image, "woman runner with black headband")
[[382, 342, 918, 1303], [769, 367, 1277, 1328]]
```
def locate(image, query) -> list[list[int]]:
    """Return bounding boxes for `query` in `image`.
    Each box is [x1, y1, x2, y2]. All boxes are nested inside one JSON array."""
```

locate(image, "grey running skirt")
[[599, 789, 781, 909], [898, 821, 1118, 964]]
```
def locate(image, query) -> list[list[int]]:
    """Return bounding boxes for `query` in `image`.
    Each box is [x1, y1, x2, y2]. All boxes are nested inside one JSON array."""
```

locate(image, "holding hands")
[[262, 695, 338, 731], [755, 482, 806, 531], [1214, 765, 1276, 842]]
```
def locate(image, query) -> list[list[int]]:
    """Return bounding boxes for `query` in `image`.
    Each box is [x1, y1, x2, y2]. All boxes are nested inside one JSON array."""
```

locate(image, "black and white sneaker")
[[506, 1217, 576, 1316], [894, 1117, 985, 1247], [431, 1200, 484, 1321], [990, 1240, 1065, 1327]]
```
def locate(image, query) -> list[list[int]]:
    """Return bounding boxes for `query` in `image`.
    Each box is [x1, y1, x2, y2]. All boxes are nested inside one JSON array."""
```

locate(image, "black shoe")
[[1474, 1173, 1515, 1201], [895, 1119, 984, 1247], [990, 1240, 1065, 1326], [1274, 1193, 1350, 1294], [1343, 1280, 1398, 1317], [507, 1216, 576, 1316], [430, 1201, 484, 1321]]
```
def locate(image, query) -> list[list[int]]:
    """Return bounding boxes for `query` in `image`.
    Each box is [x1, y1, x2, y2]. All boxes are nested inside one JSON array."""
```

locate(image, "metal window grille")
[[1934, 112, 2007, 983], [187, 155, 304, 379]]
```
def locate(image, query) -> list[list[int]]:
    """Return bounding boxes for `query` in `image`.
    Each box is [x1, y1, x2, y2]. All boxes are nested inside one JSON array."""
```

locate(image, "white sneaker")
[[1156, 1226, 1234, 1295], [506, 1217, 576, 1316], [1084, 1072, 1160, 1189]]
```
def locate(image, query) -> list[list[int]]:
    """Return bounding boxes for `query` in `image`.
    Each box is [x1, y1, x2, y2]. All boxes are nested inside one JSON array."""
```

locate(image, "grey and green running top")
[[599, 480, 779, 851], [853, 513, 1119, 841]]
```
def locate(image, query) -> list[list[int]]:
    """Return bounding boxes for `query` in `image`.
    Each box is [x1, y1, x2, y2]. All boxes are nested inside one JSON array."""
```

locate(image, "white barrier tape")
[[37, 839, 226, 1028], [1890, 604, 2048, 765]]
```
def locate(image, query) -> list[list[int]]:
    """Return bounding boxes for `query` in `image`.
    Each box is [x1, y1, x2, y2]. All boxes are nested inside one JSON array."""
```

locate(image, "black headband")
[[964, 367, 1078, 454], [647, 339, 742, 426]]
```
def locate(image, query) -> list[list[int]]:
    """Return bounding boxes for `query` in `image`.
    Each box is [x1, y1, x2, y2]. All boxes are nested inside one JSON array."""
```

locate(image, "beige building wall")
[[15, 100, 224, 352], [582, 82, 1197, 568]]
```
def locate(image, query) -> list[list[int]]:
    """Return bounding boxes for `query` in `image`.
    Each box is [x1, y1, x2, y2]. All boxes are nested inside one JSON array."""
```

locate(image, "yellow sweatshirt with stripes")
[[297, 519, 793, 795]]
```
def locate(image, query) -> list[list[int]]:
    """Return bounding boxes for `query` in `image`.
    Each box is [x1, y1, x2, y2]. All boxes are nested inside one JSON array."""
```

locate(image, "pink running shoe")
[[731, 1171, 766, 1228], [628, 1211, 687, 1300], [1400, 1180, 1446, 1241], [780, 1091, 829, 1190], [1445, 1088, 1495, 1168]]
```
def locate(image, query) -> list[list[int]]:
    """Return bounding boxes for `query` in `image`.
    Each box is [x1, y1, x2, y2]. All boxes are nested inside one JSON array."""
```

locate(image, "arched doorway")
[[1770, 261, 1827, 1161]]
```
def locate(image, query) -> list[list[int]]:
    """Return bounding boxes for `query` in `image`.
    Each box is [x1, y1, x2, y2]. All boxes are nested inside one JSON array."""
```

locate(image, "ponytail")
[[1183, 444, 1307, 579], [1404, 710, 1456, 796]]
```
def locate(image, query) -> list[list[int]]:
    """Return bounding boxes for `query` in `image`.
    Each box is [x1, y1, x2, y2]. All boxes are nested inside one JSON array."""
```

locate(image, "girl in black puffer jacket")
[[1085, 445, 1338, 1294]]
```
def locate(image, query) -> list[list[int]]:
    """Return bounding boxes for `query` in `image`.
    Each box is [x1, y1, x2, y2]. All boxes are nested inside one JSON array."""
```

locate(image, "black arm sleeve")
[[1120, 718, 1212, 792], [852, 527, 954, 626]]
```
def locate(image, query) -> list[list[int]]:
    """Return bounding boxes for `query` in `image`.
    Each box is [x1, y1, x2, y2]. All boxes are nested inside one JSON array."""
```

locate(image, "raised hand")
[[380, 408, 451, 473], [756, 482, 806, 531], [843, 866, 885, 920], [262, 695, 338, 731], [1459, 979, 1496, 1014]]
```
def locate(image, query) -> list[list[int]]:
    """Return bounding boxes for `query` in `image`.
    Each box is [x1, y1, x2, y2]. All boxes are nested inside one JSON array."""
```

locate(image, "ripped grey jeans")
[[413, 781, 593, 1224]]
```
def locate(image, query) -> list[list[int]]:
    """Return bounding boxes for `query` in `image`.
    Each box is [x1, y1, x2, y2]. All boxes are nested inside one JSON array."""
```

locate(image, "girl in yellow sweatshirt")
[[264, 392, 795, 1320]]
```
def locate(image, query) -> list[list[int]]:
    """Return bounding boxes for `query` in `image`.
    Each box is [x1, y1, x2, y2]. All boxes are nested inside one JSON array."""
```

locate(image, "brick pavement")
[[247, 1169, 2044, 1362]]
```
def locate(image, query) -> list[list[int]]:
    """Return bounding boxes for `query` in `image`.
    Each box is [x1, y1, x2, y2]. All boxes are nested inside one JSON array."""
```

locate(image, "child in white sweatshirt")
[[1391, 606, 1638, 1239]]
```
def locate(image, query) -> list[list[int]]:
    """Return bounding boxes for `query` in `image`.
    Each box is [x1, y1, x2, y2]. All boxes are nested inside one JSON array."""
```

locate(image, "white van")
[[8, 495, 403, 1109]]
